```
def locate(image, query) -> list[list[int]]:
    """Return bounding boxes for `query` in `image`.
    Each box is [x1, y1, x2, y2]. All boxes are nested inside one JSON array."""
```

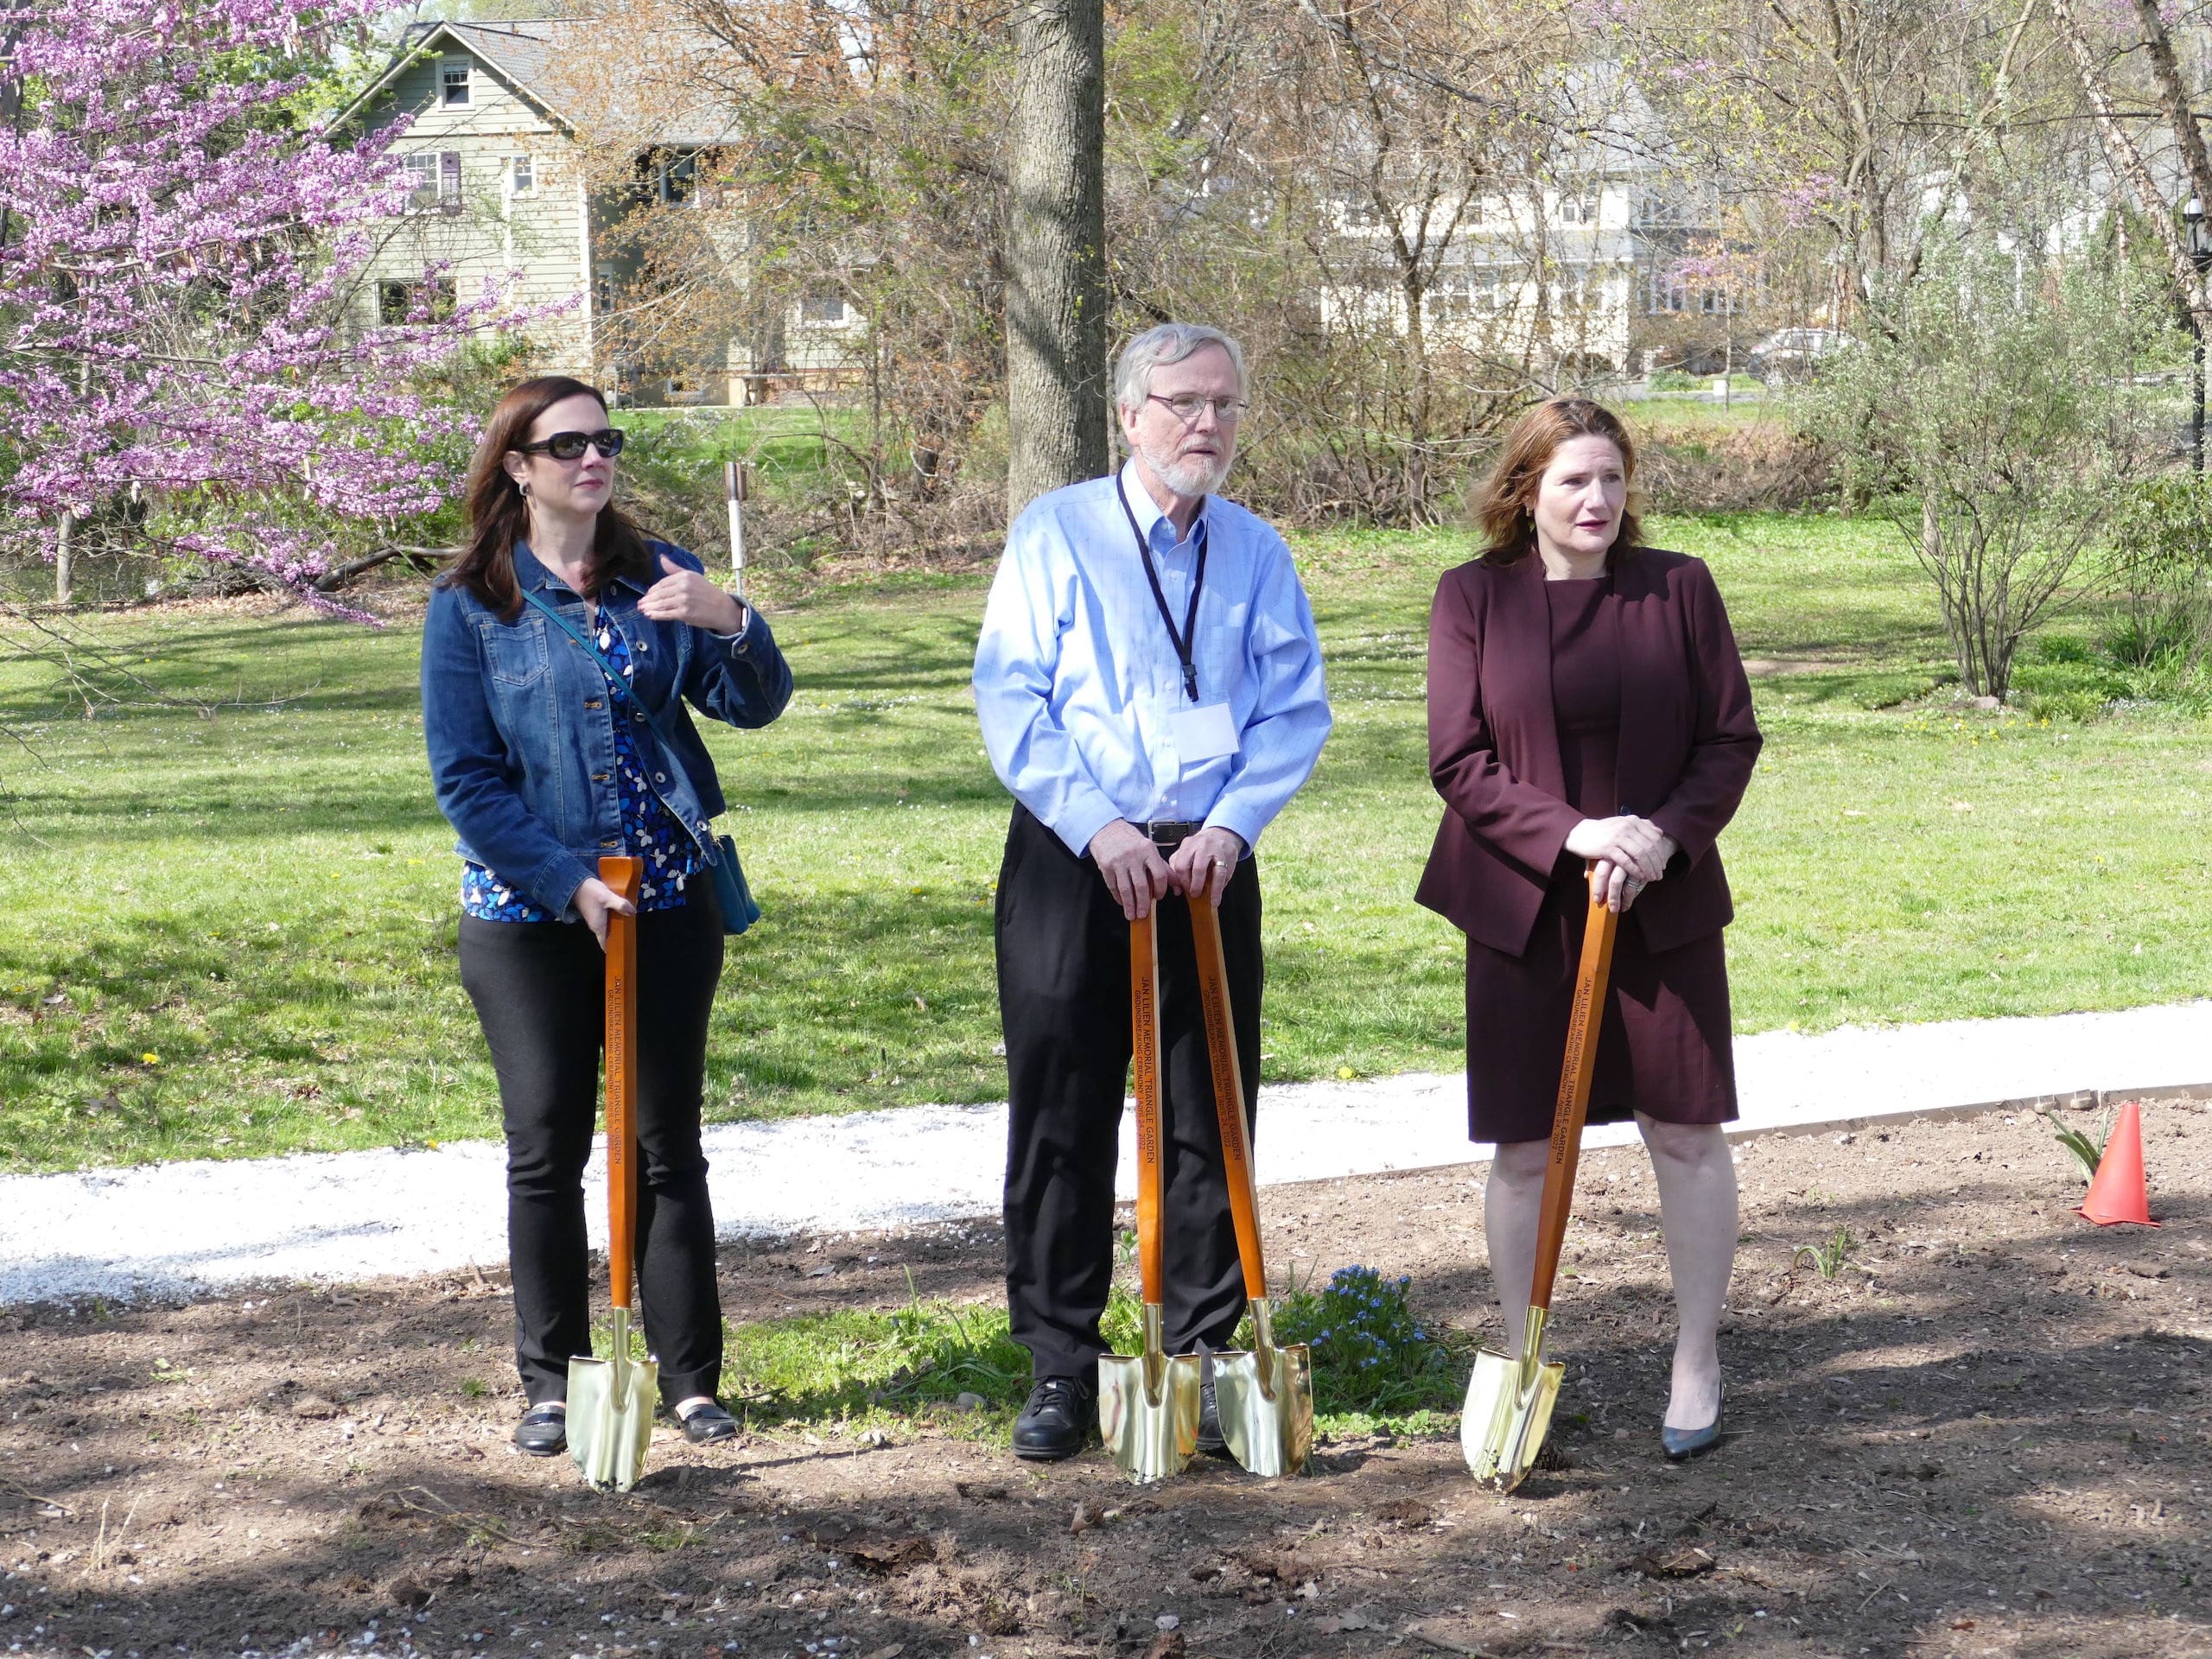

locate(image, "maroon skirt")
[[1464, 861, 1738, 1143]]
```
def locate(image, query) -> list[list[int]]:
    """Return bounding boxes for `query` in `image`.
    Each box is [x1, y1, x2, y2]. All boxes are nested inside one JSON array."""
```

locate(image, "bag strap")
[[519, 587, 693, 753], [520, 587, 720, 856]]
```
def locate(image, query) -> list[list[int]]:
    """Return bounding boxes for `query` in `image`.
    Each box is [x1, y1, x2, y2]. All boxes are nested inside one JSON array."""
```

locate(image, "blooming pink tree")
[[0, 0, 528, 603]]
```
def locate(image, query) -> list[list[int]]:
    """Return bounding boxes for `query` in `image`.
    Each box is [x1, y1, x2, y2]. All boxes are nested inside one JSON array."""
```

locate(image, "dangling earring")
[[518, 479, 532, 500]]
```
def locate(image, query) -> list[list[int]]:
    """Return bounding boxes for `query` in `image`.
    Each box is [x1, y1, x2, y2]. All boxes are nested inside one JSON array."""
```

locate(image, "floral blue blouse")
[[461, 614, 707, 922]]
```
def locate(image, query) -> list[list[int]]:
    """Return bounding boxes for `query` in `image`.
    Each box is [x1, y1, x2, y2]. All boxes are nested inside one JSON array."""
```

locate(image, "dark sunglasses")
[[514, 428, 626, 461]]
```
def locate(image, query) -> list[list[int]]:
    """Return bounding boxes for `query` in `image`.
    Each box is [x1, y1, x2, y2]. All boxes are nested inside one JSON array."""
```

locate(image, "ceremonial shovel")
[[568, 856, 659, 1492], [1097, 911, 1201, 1483], [1462, 868, 1619, 1491], [1188, 898, 1313, 1478]]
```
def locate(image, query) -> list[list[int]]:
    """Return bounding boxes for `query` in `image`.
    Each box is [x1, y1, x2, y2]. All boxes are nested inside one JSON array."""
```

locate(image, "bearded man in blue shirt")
[[973, 323, 1334, 1461]]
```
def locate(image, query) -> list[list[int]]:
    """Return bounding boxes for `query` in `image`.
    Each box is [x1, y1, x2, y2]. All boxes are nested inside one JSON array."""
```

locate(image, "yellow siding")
[[347, 31, 871, 400], [354, 44, 591, 373]]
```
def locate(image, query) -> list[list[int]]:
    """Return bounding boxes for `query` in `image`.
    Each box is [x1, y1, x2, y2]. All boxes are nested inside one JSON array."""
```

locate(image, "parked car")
[[1747, 327, 1842, 383]]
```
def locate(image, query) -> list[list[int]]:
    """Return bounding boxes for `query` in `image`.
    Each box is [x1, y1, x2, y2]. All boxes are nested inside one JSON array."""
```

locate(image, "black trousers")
[[458, 898, 725, 1406], [994, 805, 1263, 1382]]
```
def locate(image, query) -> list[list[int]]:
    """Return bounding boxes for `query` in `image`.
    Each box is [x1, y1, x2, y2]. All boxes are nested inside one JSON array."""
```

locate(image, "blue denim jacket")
[[421, 539, 793, 918]]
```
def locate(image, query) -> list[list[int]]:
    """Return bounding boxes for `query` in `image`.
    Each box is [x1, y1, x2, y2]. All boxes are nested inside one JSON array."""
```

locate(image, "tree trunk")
[[1399, 257, 1431, 520], [54, 512, 73, 606], [2051, 0, 2212, 337], [1005, 0, 1109, 518]]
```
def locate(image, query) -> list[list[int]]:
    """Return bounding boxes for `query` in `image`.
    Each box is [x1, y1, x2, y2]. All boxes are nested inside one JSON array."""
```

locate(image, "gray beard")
[[1137, 439, 1233, 499]]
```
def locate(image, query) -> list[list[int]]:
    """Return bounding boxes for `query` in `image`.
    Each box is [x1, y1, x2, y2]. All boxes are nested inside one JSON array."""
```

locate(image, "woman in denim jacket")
[[422, 375, 791, 1456]]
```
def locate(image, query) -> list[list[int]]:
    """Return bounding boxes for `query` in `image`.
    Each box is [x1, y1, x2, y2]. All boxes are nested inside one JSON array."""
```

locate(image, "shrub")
[[1800, 237, 2175, 698], [2100, 473, 2212, 669], [1634, 418, 1833, 513]]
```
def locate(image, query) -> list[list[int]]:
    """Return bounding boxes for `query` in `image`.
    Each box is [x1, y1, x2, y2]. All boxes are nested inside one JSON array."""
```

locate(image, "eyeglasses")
[[1147, 393, 1249, 424], [514, 429, 626, 461]]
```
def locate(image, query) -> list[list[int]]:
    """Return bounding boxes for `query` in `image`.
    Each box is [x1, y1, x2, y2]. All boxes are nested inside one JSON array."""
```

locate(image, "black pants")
[[994, 805, 1263, 1382], [458, 898, 725, 1406]]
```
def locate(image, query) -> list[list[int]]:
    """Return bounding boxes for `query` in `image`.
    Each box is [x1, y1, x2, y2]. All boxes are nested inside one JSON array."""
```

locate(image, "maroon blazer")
[[1415, 545, 1762, 957]]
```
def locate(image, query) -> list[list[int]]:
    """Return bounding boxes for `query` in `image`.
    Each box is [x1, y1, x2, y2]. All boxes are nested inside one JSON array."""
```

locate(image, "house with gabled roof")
[[338, 17, 861, 404]]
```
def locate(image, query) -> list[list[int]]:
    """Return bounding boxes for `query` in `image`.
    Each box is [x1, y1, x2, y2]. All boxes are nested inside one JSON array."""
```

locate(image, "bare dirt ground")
[[3, 1104, 2209, 1659]]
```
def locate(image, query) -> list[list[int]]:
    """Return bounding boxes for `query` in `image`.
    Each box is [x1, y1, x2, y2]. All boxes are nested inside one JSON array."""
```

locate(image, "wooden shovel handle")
[[1129, 913, 1166, 1306], [1190, 898, 1267, 1302], [601, 855, 642, 1315], [1526, 869, 1619, 1317]]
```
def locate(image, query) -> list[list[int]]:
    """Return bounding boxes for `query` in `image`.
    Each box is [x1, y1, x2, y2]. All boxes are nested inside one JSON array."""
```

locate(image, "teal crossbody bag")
[[520, 588, 762, 935]]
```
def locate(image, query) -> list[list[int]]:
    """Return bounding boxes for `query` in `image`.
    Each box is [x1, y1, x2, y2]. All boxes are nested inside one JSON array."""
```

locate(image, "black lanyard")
[[1119, 482, 1206, 702]]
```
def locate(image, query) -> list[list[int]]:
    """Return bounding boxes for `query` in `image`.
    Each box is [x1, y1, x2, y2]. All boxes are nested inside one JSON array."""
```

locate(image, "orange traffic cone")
[[2076, 1100, 2158, 1227]]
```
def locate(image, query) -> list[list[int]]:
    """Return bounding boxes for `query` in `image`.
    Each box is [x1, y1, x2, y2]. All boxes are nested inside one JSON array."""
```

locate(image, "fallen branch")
[[309, 543, 454, 592]]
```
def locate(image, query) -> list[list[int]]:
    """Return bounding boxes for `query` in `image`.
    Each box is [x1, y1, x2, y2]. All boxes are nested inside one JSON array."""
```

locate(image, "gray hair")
[[1112, 322, 1248, 416]]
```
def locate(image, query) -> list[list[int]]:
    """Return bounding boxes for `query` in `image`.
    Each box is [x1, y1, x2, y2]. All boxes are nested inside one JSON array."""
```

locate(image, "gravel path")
[[3, 1000, 2206, 1305]]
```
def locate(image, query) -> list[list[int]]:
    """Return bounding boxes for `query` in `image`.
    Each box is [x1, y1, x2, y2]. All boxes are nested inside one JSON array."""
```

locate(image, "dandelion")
[[141, 1052, 161, 1065]]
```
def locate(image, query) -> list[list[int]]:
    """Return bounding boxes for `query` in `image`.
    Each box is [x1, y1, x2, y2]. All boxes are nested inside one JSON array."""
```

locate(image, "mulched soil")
[[3, 1103, 2208, 1659]]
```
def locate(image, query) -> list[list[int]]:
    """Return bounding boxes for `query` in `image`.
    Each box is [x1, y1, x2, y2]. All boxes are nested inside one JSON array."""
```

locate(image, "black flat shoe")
[[1012, 1377, 1095, 1461], [513, 1403, 568, 1457], [676, 1401, 740, 1445], [1661, 1390, 1725, 1462]]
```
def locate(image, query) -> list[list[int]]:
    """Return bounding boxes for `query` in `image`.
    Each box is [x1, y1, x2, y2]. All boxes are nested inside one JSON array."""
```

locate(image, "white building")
[[1320, 68, 1751, 378]]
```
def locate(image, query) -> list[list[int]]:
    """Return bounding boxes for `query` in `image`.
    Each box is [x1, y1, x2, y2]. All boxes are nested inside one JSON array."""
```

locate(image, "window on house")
[[440, 150, 462, 213], [378, 276, 456, 326], [1559, 194, 1595, 226], [403, 153, 438, 210], [691, 147, 724, 207], [1647, 270, 1688, 314], [800, 291, 847, 323], [662, 153, 696, 204], [441, 59, 472, 107], [509, 154, 535, 195]]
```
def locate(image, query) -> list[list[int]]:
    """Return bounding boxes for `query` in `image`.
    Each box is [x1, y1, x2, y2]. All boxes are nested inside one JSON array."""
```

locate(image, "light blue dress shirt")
[[973, 463, 1332, 856]]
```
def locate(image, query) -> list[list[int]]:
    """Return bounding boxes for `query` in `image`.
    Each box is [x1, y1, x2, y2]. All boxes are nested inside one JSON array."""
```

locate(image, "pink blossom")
[[0, 0, 559, 596], [1778, 175, 1835, 229]]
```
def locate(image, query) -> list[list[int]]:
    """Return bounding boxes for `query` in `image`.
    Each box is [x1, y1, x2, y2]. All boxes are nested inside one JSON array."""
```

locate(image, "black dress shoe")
[[676, 1401, 740, 1445], [1012, 1377, 1096, 1461], [1196, 1372, 1230, 1458], [513, 1403, 567, 1457], [1661, 1389, 1725, 1462]]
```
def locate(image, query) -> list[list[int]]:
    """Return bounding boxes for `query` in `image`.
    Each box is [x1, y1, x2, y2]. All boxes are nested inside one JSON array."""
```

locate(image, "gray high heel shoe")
[[1660, 1388, 1724, 1461]]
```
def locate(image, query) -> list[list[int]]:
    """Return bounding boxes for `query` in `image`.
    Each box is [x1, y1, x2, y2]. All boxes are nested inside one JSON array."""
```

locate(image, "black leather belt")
[[1146, 819, 1205, 852]]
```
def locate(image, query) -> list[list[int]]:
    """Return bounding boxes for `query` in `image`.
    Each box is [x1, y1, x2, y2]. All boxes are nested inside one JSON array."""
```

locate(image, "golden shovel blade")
[[1211, 1341, 1313, 1478], [1212, 1300, 1313, 1478], [568, 1308, 658, 1493], [1460, 1338, 1561, 1493], [1097, 1307, 1199, 1484]]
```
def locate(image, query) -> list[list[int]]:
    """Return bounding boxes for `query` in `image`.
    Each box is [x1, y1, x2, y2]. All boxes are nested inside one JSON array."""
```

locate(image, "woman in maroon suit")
[[1419, 397, 1760, 1459]]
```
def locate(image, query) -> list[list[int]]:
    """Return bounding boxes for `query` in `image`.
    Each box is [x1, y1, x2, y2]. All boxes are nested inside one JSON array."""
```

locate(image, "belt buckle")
[[1147, 819, 1198, 854]]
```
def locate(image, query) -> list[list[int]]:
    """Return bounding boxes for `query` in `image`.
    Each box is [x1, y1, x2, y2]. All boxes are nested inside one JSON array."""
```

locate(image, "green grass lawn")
[[2, 511, 2204, 1173], [711, 1261, 1465, 1442]]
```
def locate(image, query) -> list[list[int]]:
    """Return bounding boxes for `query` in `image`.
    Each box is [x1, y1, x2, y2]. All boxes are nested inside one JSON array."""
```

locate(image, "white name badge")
[[1172, 700, 1241, 763]]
